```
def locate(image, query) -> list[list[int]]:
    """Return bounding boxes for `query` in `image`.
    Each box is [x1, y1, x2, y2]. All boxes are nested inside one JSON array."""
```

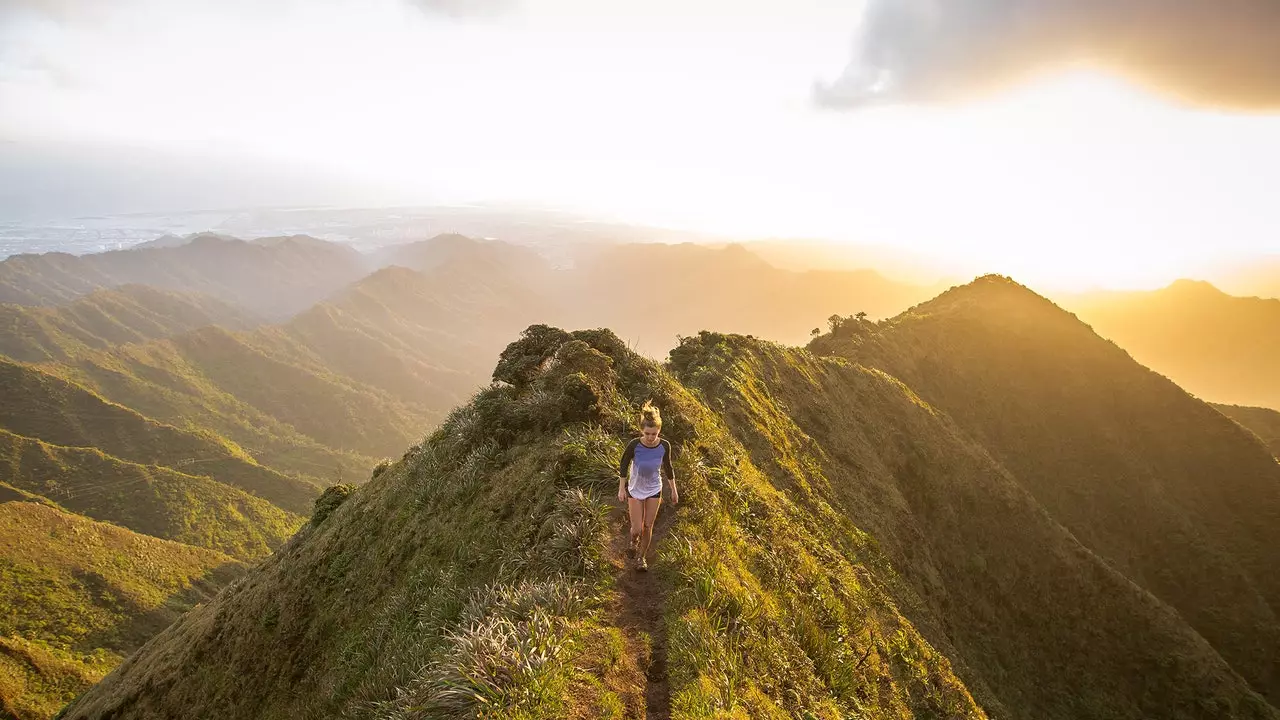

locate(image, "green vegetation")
[[61, 303, 1280, 720], [0, 285, 259, 364], [0, 428, 302, 559], [309, 484, 355, 526], [0, 501, 241, 719], [813, 274, 1280, 707], [0, 356, 320, 514], [58, 326, 993, 720], [2, 255, 1276, 720]]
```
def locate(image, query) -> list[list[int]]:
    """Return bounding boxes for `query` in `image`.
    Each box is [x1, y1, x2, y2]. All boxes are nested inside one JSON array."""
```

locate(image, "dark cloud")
[[816, 0, 1280, 110]]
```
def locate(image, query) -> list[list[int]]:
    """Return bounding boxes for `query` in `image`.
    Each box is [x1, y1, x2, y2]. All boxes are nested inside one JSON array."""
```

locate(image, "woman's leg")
[[639, 496, 662, 560], [627, 497, 644, 555]]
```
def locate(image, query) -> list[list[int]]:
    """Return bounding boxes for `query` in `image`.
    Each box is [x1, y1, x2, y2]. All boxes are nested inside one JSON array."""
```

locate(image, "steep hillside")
[[815, 275, 1280, 704], [61, 325, 1279, 720], [13, 243, 548, 483], [1065, 280, 1280, 410], [0, 501, 240, 720], [0, 428, 301, 559], [280, 260, 551, 408], [1215, 404, 1280, 457], [0, 285, 260, 363], [0, 235, 366, 319], [0, 357, 319, 514], [672, 331, 1276, 718], [60, 327, 989, 720]]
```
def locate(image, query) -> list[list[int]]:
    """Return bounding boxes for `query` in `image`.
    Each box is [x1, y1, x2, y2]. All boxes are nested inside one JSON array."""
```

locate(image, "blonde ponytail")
[[640, 401, 663, 429]]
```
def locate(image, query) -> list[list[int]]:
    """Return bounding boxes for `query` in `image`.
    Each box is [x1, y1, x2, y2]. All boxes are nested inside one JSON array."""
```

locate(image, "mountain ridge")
[[57, 302, 1280, 719], [813, 274, 1280, 702]]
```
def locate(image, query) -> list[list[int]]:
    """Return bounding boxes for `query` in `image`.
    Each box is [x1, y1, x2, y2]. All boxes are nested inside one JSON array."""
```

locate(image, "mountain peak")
[[1165, 278, 1228, 297], [899, 274, 1067, 323]]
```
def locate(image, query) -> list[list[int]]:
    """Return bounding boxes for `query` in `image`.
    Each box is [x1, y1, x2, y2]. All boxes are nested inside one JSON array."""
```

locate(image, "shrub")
[[492, 325, 573, 387], [311, 484, 356, 526], [371, 459, 393, 480]]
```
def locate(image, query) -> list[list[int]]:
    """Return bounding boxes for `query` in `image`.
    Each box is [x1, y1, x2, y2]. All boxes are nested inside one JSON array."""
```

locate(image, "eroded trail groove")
[[608, 505, 676, 720]]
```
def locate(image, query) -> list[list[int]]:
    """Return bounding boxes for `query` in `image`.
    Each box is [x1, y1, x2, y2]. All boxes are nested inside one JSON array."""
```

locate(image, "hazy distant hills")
[[0, 231, 944, 357], [60, 279, 1280, 720], [0, 234, 366, 319], [1064, 279, 1280, 410], [1216, 255, 1280, 299], [0, 284, 261, 363], [563, 241, 937, 354], [816, 275, 1280, 705], [1215, 403, 1280, 457]]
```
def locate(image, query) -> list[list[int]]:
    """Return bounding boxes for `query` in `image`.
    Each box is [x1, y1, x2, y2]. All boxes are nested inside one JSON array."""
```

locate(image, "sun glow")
[[3, 2, 1279, 292]]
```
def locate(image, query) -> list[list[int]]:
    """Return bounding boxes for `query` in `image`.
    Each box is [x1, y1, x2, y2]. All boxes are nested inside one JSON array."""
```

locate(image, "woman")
[[617, 401, 679, 571]]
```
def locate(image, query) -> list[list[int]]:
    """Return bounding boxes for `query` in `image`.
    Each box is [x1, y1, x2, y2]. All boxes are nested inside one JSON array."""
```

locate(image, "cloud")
[[816, 0, 1280, 110], [404, 0, 516, 19]]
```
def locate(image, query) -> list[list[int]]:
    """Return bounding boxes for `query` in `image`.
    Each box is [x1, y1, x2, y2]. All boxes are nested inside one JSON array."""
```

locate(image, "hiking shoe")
[[636, 557, 649, 571]]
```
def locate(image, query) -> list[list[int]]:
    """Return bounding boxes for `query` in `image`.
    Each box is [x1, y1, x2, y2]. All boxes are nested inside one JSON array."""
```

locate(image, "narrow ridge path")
[[608, 504, 675, 720]]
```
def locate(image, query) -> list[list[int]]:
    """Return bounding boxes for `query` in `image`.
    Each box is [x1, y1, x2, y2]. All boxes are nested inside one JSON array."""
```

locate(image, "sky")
[[2, 0, 1280, 290]]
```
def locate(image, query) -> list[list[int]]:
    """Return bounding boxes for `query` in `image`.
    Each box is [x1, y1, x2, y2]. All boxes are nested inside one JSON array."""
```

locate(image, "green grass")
[[812, 275, 1280, 708], [0, 501, 241, 719], [59, 327, 988, 720], [0, 428, 303, 559], [0, 635, 115, 720], [0, 285, 259, 364], [52, 314, 1280, 720], [0, 356, 320, 514]]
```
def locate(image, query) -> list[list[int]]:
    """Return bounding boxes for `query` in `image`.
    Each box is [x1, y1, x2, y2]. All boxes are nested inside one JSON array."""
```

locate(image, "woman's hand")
[[671, 486, 679, 505], [618, 487, 627, 504]]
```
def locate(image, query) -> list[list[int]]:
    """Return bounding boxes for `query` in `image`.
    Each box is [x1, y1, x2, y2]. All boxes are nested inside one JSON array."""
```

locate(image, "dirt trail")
[[607, 504, 676, 720]]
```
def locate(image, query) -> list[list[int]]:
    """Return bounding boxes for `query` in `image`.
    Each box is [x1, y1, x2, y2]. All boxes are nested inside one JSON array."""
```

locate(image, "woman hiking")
[[617, 402, 678, 571]]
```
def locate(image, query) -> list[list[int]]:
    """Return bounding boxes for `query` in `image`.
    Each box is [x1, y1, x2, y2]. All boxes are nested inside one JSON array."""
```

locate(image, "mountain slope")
[[0, 428, 301, 559], [1065, 279, 1280, 410], [61, 324, 1280, 720], [1215, 403, 1280, 457], [0, 235, 366, 319], [815, 275, 1280, 704], [0, 285, 260, 364], [672, 331, 1276, 719], [279, 260, 551, 408], [0, 357, 319, 514], [59, 327, 989, 720], [0, 500, 240, 720]]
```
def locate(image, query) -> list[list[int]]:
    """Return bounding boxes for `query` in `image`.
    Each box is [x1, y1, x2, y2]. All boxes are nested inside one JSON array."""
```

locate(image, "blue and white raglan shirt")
[[618, 438, 674, 500]]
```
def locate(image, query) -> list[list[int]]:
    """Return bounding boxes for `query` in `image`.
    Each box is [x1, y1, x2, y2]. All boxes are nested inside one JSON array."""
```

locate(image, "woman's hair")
[[640, 400, 663, 429]]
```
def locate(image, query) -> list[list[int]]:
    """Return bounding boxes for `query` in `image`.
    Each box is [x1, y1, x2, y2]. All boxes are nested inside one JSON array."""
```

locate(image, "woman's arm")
[[662, 440, 679, 504], [618, 439, 636, 502]]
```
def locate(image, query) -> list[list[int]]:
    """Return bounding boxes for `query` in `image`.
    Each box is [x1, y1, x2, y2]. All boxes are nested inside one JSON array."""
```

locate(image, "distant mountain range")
[[0, 234, 366, 319], [1063, 279, 1280, 410]]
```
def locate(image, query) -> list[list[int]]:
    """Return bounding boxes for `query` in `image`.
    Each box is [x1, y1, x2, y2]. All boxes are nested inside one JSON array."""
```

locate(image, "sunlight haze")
[[2, 0, 1278, 290]]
